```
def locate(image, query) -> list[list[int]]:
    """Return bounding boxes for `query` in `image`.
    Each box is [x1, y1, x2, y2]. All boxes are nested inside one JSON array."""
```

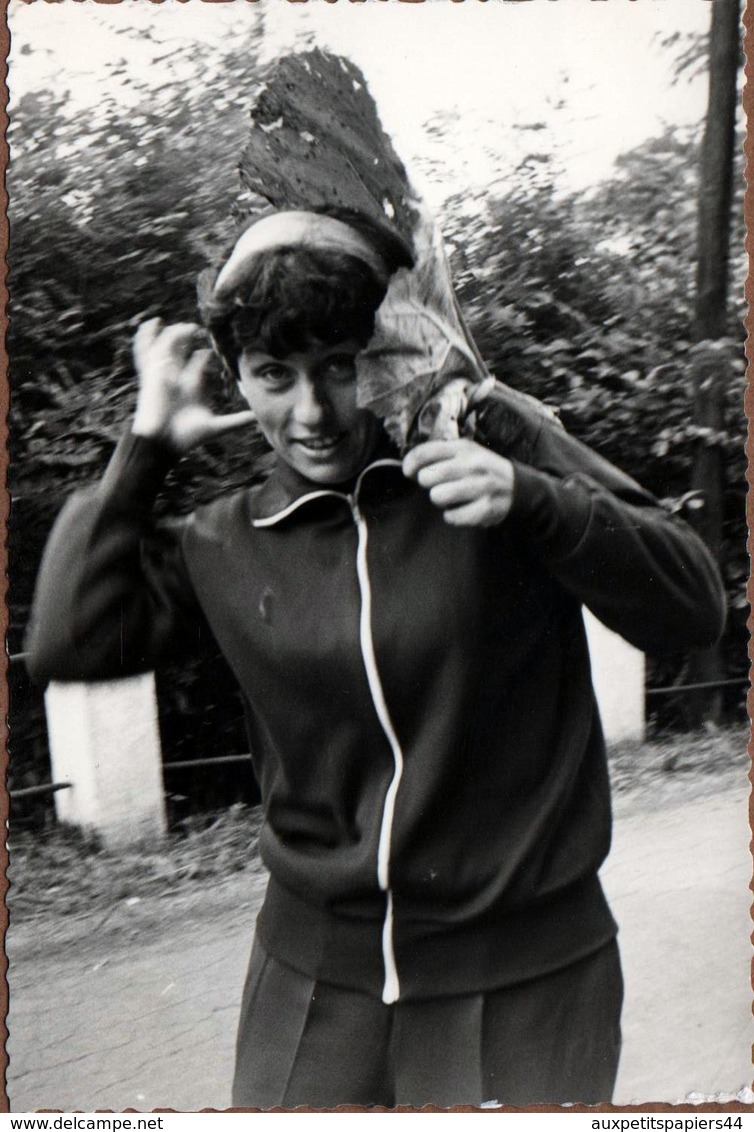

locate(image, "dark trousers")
[[232, 936, 623, 1109]]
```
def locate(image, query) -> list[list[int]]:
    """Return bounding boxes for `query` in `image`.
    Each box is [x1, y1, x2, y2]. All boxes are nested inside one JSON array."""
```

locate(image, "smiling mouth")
[[292, 435, 345, 454]]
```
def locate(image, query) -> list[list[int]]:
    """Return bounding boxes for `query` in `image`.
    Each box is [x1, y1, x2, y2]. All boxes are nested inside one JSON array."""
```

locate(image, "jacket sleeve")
[[24, 432, 203, 686], [474, 382, 727, 655]]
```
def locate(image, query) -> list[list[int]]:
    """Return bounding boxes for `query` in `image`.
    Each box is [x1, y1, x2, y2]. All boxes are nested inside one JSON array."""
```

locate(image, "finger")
[[415, 456, 477, 490], [441, 499, 492, 528], [428, 479, 483, 509], [133, 318, 163, 367], [403, 440, 462, 478], [201, 410, 258, 438], [159, 322, 207, 364], [180, 349, 214, 397], [134, 320, 203, 372]]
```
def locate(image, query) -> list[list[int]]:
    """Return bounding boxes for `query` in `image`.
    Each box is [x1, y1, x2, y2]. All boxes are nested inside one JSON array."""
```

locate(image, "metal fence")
[[6, 652, 749, 806]]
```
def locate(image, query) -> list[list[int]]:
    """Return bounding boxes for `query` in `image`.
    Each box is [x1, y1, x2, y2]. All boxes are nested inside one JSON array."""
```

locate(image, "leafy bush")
[[442, 132, 747, 698], [9, 30, 269, 808]]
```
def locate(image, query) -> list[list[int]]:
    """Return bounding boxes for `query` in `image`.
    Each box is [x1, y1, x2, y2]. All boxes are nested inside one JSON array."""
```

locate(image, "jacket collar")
[[249, 435, 404, 526]]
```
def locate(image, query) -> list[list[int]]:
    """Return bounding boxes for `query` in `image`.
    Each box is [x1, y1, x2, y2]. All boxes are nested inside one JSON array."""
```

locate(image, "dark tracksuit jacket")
[[25, 383, 725, 1006]]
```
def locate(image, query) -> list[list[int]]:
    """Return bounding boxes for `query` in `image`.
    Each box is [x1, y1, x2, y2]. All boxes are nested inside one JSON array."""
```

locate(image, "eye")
[[319, 355, 357, 384], [256, 363, 293, 389]]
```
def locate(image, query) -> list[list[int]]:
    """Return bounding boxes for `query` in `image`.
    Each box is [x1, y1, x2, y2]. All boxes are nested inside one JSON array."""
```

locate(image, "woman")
[[26, 208, 725, 1109]]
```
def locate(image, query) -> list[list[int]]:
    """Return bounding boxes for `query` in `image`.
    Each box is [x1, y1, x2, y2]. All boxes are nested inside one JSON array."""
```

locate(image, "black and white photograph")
[[5, 0, 750, 1113]]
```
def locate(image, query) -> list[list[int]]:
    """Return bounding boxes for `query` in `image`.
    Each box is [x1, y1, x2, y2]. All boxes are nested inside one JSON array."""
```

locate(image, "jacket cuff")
[[99, 431, 178, 510], [508, 462, 594, 561]]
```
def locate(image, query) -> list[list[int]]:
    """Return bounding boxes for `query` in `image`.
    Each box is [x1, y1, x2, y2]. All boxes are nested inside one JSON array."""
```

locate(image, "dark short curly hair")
[[199, 208, 413, 384]]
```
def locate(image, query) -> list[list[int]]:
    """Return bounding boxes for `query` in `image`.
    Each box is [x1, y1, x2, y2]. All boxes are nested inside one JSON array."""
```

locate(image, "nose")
[[292, 375, 331, 429]]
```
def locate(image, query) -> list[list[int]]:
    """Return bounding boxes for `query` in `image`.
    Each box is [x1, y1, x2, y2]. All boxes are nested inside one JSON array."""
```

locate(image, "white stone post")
[[44, 673, 167, 849], [584, 610, 645, 743]]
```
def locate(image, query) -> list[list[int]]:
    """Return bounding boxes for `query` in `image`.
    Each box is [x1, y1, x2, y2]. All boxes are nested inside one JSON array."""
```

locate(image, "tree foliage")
[[9, 28, 269, 802], [442, 128, 747, 703]]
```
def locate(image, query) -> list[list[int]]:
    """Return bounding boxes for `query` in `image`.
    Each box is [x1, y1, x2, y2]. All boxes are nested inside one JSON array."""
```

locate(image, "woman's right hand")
[[131, 318, 256, 453]]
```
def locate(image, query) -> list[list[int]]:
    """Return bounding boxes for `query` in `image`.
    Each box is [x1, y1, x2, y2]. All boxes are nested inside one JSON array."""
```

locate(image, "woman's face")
[[237, 340, 382, 485]]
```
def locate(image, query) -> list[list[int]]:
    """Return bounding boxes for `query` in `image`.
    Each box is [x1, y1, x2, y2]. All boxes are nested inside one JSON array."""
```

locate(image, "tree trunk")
[[694, 0, 740, 341], [686, 0, 740, 725]]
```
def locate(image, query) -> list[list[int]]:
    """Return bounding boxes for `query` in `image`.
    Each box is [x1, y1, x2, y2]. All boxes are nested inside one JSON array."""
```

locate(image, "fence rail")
[[9, 649, 748, 696], [10, 781, 72, 800], [644, 677, 749, 697], [6, 656, 748, 808], [163, 754, 252, 771], [9, 756, 253, 803]]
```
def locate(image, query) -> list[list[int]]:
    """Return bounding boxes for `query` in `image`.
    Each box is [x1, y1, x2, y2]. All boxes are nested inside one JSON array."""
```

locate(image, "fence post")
[[44, 673, 167, 849], [584, 611, 645, 743]]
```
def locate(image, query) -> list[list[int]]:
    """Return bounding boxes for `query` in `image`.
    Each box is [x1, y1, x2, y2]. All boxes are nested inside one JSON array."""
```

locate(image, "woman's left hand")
[[403, 439, 515, 527]]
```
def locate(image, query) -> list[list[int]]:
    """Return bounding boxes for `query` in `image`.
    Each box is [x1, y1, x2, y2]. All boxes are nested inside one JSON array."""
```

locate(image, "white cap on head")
[[213, 210, 391, 299]]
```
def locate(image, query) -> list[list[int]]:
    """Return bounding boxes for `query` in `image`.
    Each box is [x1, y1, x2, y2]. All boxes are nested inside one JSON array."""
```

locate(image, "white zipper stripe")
[[354, 507, 405, 887], [353, 502, 404, 1005], [381, 890, 400, 1005], [252, 457, 406, 1004]]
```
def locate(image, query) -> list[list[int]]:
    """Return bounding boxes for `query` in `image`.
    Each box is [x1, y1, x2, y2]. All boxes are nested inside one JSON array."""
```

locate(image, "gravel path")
[[605, 785, 752, 1104], [7, 783, 752, 1111]]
